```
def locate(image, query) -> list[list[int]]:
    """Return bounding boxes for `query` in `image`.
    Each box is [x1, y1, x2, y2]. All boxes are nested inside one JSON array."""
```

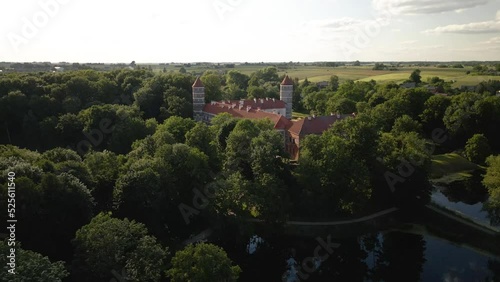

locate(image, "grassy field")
[[149, 63, 498, 88], [430, 153, 481, 184]]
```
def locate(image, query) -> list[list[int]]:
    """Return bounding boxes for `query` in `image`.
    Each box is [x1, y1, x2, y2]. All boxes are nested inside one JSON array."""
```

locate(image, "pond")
[[205, 171, 500, 281], [214, 229, 500, 281], [431, 169, 500, 230]]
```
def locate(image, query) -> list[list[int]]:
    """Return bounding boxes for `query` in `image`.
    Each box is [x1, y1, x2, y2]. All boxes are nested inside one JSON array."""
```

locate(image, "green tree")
[[443, 92, 482, 139], [0, 91, 28, 143], [464, 134, 491, 164], [483, 155, 500, 208], [326, 97, 357, 114], [210, 113, 237, 150], [0, 241, 69, 282], [370, 95, 412, 132], [224, 119, 260, 178], [167, 243, 241, 282], [201, 72, 223, 102], [302, 90, 328, 114], [248, 67, 279, 86], [72, 212, 168, 282], [113, 164, 162, 228], [247, 86, 266, 99], [376, 131, 432, 207], [226, 70, 249, 90], [330, 114, 379, 161], [420, 95, 451, 131], [56, 113, 84, 146], [84, 150, 120, 211], [186, 122, 220, 170], [391, 115, 422, 136], [329, 75, 339, 91], [298, 133, 372, 215], [162, 95, 192, 120], [158, 116, 196, 143], [372, 63, 387, 70], [336, 80, 374, 102], [0, 158, 94, 261], [409, 69, 422, 84]]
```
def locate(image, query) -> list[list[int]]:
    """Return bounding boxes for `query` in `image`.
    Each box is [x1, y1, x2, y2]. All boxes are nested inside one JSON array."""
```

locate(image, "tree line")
[[1, 67, 500, 281]]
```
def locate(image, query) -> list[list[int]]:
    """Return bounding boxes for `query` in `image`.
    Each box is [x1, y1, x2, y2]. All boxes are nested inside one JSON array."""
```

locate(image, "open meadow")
[[151, 63, 499, 88]]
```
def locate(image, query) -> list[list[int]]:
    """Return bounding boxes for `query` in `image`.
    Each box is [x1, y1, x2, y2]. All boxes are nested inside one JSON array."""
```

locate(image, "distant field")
[[149, 64, 498, 87], [287, 66, 499, 87]]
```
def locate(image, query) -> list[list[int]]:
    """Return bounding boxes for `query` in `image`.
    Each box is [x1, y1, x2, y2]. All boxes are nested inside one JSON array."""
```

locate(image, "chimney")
[[254, 98, 257, 103]]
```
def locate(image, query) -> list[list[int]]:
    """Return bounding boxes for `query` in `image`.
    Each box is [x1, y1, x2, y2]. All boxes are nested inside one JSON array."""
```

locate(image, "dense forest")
[[1, 67, 500, 281]]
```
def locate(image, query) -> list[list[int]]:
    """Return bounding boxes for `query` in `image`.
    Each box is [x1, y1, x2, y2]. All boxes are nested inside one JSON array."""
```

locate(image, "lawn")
[[430, 153, 481, 184], [292, 111, 309, 120]]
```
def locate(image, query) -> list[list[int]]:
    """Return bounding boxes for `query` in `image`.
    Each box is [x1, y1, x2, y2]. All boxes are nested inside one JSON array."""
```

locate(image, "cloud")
[[423, 13, 500, 34], [316, 18, 364, 31], [373, 0, 489, 15], [307, 16, 390, 33], [480, 36, 500, 44], [400, 40, 417, 45]]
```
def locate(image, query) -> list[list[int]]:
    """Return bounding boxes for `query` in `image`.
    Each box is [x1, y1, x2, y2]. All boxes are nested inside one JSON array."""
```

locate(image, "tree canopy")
[[167, 243, 241, 282]]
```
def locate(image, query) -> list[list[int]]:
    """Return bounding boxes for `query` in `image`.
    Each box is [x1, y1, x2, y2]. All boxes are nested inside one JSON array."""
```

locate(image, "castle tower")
[[192, 77, 205, 121], [280, 75, 293, 119]]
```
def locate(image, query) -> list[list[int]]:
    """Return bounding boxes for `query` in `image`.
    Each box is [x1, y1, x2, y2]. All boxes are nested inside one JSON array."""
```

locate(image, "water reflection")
[[431, 169, 500, 228], [246, 235, 265, 255], [222, 231, 499, 282]]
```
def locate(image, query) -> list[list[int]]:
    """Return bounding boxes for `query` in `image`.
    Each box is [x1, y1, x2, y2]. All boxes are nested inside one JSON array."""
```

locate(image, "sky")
[[1, 0, 499, 63]]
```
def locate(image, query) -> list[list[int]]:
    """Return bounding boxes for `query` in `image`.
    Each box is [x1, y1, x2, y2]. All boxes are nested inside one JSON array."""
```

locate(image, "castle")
[[192, 75, 351, 160]]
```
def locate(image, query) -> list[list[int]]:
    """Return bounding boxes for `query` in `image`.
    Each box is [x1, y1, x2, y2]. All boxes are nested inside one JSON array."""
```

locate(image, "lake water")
[[215, 229, 500, 281], [431, 170, 500, 231], [209, 173, 500, 281]]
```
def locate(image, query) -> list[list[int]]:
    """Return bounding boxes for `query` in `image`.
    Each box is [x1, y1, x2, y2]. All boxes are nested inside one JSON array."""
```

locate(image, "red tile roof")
[[288, 115, 352, 135], [192, 77, 204, 88], [212, 99, 285, 110], [203, 103, 291, 129], [281, 75, 294, 86]]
